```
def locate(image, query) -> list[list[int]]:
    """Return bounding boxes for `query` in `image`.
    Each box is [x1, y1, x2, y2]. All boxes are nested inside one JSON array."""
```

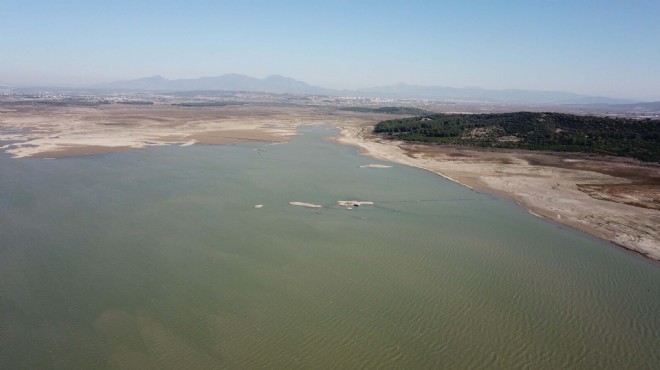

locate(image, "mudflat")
[[0, 104, 381, 158]]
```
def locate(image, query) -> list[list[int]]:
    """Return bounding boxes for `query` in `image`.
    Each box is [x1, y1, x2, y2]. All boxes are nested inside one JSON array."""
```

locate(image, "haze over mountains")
[[6, 73, 645, 105], [96, 74, 330, 96], [92, 73, 636, 105]]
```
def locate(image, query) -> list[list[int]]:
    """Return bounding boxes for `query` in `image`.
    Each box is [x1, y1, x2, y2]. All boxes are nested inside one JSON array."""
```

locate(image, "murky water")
[[0, 126, 658, 368]]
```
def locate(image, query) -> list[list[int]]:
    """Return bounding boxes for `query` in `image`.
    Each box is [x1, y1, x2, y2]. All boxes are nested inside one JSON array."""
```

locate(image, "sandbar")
[[289, 202, 323, 208], [359, 164, 392, 168]]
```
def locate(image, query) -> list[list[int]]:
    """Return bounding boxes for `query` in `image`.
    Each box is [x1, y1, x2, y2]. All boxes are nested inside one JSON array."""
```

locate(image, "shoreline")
[[335, 123, 660, 263]]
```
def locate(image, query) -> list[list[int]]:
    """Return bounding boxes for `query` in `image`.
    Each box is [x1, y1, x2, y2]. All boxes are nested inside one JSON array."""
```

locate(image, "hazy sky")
[[2, 0, 659, 99]]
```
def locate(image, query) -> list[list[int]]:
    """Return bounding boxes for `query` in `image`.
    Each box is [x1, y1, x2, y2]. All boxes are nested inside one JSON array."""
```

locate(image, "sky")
[[1, 0, 659, 100]]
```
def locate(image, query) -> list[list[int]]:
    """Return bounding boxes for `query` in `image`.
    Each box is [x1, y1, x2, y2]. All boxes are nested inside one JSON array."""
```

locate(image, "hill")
[[374, 112, 660, 162]]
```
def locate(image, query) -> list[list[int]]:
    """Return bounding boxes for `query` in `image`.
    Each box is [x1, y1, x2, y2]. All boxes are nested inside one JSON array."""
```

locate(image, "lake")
[[0, 126, 658, 368]]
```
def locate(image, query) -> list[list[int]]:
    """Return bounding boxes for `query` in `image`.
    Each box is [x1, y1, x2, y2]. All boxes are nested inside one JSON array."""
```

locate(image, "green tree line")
[[374, 112, 660, 162]]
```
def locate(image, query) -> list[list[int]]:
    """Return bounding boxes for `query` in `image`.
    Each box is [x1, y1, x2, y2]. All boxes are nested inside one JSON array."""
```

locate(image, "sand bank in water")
[[359, 164, 392, 168], [289, 202, 323, 208]]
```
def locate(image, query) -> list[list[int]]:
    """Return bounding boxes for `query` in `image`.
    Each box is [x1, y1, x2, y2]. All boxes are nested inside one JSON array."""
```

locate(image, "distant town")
[[1, 88, 658, 120]]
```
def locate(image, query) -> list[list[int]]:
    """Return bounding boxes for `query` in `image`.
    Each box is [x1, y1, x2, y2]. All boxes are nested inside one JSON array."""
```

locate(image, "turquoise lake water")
[[0, 126, 658, 368]]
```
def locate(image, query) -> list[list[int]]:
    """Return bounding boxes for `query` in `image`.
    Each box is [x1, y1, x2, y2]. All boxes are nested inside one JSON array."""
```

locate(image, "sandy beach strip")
[[336, 123, 660, 262]]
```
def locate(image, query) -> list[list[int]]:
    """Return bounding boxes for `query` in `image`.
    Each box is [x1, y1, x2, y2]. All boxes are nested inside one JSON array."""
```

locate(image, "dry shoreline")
[[335, 123, 660, 262]]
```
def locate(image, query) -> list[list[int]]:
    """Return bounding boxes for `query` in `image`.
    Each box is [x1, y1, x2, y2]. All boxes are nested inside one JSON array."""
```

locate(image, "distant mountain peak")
[[141, 75, 166, 80]]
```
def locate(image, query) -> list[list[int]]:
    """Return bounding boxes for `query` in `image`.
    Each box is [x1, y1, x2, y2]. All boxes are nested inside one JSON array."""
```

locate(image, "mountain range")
[[88, 74, 641, 105], [95, 74, 332, 96]]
